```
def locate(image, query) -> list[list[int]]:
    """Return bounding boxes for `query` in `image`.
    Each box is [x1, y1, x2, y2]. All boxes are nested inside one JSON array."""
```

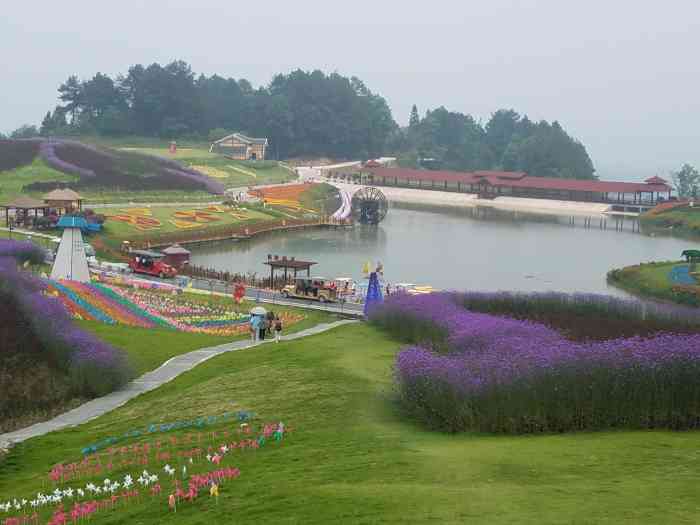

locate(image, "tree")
[[409, 104, 420, 127], [58, 75, 83, 123], [10, 125, 40, 139], [485, 109, 519, 165], [672, 164, 700, 198]]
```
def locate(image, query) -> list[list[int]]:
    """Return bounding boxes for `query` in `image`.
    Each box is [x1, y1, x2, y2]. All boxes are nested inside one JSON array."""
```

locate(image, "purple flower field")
[[0, 240, 133, 399], [370, 293, 700, 433]]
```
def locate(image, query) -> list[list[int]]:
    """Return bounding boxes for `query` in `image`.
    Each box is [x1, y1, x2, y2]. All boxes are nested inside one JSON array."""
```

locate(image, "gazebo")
[[43, 188, 83, 214], [1, 196, 49, 227], [263, 255, 316, 286], [162, 243, 191, 269]]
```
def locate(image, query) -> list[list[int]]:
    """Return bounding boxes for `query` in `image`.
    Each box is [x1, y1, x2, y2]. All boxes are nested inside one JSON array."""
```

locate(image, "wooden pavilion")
[[264, 255, 316, 286], [43, 189, 83, 214], [1, 196, 49, 227], [210, 133, 268, 160]]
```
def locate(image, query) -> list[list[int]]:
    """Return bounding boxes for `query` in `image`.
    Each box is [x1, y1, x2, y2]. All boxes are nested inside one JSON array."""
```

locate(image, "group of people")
[[249, 310, 283, 343]]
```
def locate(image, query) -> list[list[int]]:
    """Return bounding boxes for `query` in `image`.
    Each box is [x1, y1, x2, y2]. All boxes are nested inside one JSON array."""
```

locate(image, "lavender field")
[[370, 292, 700, 433], [0, 240, 133, 429]]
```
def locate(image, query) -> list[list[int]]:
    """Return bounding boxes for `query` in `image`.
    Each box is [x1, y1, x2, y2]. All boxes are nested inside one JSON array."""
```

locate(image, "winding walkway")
[[0, 319, 356, 448]]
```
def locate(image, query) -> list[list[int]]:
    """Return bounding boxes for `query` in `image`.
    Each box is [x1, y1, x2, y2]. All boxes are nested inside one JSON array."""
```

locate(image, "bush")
[[29, 139, 225, 194], [0, 243, 134, 423], [0, 139, 41, 171], [372, 293, 700, 434]]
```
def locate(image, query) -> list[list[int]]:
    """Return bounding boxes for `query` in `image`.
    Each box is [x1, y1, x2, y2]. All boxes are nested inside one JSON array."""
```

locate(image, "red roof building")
[[340, 167, 673, 206]]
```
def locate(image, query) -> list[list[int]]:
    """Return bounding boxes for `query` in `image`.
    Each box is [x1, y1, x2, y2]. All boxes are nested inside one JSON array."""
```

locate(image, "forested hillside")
[[8, 61, 594, 178]]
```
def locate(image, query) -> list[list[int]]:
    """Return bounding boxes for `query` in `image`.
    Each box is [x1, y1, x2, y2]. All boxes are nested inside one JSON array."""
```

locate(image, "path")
[[0, 319, 356, 448]]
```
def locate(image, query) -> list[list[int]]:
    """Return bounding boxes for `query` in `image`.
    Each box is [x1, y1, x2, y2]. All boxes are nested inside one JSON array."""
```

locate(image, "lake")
[[189, 204, 690, 294]]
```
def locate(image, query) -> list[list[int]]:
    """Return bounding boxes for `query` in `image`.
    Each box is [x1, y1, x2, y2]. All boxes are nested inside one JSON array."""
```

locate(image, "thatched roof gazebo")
[[43, 188, 83, 213], [1, 196, 49, 227]]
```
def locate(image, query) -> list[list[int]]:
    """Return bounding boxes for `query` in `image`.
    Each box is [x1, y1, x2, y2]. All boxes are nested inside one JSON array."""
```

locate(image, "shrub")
[[0, 243, 133, 406], [372, 293, 700, 434], [0, 139, 41, 172], [31, 139, 225, 194]]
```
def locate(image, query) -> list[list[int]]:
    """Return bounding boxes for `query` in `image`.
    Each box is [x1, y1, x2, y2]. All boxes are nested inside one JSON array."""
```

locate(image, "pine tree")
[[409, 104, 420, 127]]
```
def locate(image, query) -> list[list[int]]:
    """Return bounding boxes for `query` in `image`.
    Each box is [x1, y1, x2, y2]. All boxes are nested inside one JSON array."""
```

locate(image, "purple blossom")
[[372, 292, 700, 433]]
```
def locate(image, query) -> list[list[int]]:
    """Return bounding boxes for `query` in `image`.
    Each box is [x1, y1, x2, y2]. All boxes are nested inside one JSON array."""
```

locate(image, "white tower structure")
[[50, 216, 91, 283]]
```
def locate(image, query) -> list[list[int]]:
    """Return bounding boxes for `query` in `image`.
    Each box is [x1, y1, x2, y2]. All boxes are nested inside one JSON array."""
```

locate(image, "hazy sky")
[[2, 0, 699, 179]]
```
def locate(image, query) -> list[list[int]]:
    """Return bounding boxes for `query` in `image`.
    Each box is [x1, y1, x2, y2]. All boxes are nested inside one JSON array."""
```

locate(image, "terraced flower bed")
[[49, 281, 303, 336]]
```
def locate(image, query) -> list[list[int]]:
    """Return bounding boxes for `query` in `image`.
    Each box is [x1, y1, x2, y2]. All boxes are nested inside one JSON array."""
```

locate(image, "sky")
[[1, 0, 699, 180]]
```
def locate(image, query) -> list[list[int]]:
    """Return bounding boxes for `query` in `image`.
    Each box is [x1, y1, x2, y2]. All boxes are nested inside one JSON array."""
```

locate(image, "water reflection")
[[190, 206, 687, 294]]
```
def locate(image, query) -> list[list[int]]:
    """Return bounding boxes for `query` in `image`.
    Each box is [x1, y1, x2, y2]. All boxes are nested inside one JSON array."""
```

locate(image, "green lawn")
[[119, 147, 294, 188], [608, 260, 700, 306], [77, 302, 337, 375], [3, 324, 700, 523], [641, 205, 700, 238], [0, 158, 77, 204], [97, 204, 275, 238]]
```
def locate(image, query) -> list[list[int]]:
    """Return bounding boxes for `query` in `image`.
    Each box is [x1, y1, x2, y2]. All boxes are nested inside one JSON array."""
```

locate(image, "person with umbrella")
[[249, 306, 267, 343]]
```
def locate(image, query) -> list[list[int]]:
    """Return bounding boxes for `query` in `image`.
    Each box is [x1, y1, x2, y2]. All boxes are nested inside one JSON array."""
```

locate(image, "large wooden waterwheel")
[[351, 187, 388, 224]]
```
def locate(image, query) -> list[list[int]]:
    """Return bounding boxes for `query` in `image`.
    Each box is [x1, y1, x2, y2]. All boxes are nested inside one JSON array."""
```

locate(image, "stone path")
[[0, 320, 356, 448]]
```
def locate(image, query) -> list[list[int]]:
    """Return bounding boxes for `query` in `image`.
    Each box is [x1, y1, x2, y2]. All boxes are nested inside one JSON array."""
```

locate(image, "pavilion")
[[1, 196, 49, 227], [326, 167, 673, 206], [264, 255, 316, 286], [43, 188, 83, 214]]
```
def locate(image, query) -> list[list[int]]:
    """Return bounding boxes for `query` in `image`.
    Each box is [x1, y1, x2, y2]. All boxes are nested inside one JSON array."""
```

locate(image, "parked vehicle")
[[128, 250, 177, 278], [281, 277, 338, 303]]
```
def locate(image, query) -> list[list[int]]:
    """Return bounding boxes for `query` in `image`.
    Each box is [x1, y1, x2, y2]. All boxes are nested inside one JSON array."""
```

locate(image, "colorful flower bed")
[[107, 208, 163, 231], [371, 292, 700, 434], [0, 139, 41, 171], [0, 417, 290, 523], [50, 281, 305, 336]]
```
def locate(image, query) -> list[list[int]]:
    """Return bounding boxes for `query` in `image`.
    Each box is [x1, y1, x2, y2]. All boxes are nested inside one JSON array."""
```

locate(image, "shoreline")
[[331, 182, 613, 218]]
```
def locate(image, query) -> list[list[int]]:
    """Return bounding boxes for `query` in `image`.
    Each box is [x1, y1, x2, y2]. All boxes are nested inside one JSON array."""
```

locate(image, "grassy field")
[[119, 147, 293, 189], [76, 304, 336, 375], [641, 204, 700, 238], [0, 158, 77, 204], [608, 260, 700, 306], [3, 323, 700, 523], [98, 204, 276, 238]]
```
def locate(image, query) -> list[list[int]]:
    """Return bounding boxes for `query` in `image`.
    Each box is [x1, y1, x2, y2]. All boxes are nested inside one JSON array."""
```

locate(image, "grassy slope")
[[119, 147, 293, 189], [608, 260, 700, 306], [76, 305, 336, 376], [2, 324, 700, 524], [98, 205, 274, 238], [0, 158, 77, 204], [641, 205, 700, 238]]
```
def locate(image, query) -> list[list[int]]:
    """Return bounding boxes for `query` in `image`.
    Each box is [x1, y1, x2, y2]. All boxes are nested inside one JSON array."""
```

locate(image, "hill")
[[0, 240, 132, 432]]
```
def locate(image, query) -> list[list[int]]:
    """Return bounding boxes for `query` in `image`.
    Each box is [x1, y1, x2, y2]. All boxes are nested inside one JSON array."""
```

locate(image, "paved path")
[[0, 319, 356, 448]]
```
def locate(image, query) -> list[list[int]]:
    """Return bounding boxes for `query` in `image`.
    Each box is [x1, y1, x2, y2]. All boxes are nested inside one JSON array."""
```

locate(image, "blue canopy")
[[57, 216, 89, 229]]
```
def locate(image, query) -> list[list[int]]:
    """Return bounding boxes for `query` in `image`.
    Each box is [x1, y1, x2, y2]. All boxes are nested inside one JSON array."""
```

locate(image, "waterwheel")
[[351, 187, 388, 224]]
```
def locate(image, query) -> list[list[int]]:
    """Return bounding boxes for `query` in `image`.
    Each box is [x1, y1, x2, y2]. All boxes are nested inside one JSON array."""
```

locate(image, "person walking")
[[274, 316, 283, 343], [249, 315, 260, 343], [259, 315, 266, 341]]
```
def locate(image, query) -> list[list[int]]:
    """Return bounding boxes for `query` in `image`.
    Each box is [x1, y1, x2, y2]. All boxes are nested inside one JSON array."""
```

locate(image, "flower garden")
[[102, 205, 274, 236], [0, 241, 133, 428], [0, 411, 291, 524], [370, 292, 700, 434], [47, 281, 304, 337]]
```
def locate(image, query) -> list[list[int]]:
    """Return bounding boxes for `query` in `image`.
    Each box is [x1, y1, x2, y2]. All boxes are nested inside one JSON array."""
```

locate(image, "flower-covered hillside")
[[0, 240, 133, 432]]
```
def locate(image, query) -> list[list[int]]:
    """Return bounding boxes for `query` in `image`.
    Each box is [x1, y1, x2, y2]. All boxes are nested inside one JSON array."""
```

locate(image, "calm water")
[[189, 205, 690, 294]]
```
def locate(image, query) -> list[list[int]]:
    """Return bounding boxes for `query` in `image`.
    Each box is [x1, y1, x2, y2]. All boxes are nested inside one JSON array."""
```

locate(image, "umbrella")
[[249, 306, 267, 316]]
